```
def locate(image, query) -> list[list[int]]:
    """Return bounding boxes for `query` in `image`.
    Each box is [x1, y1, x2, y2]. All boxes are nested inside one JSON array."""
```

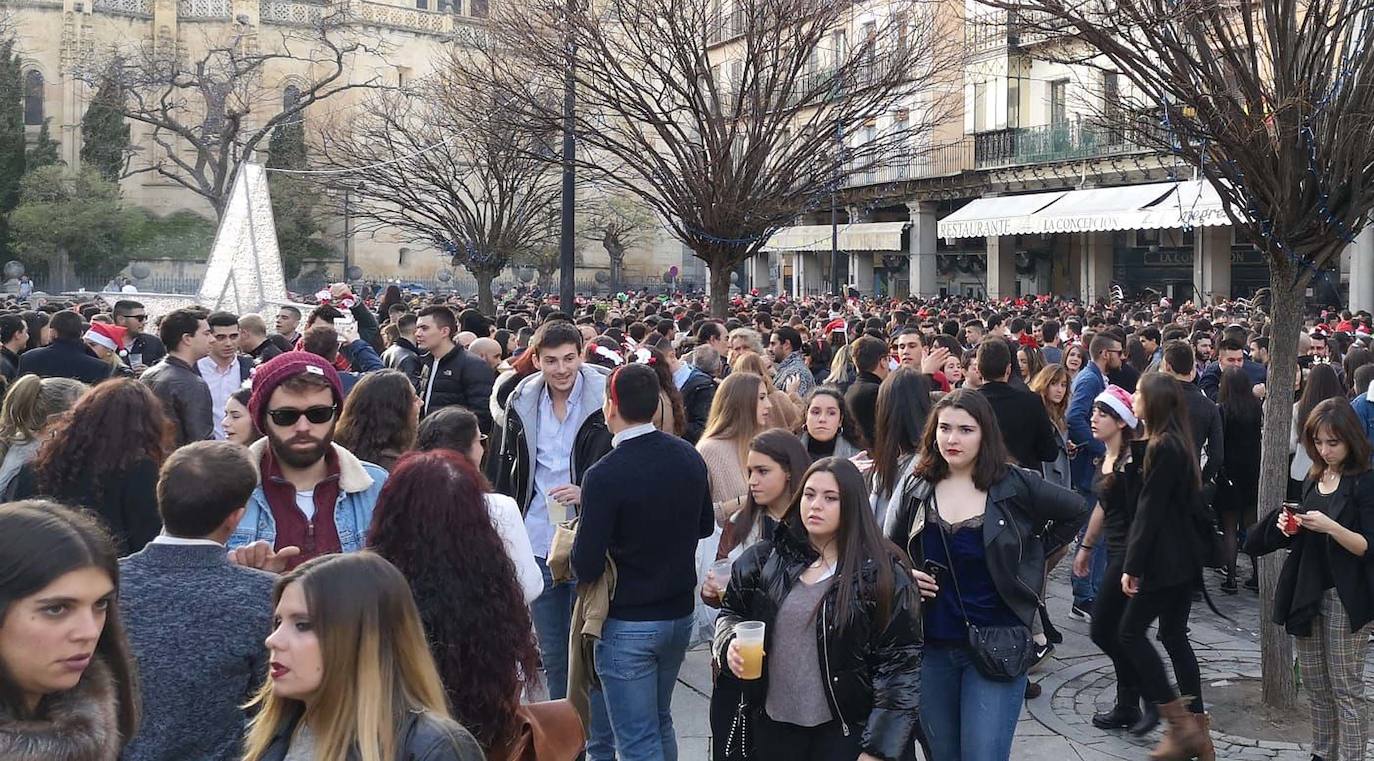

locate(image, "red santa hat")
[[83, 322, 128, 354]]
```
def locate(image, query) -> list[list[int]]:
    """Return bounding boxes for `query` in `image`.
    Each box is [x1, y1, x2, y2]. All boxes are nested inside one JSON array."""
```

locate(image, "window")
[[1103, 71, 1121, 138], [894, 12, 909, 50], [23, 70, 43, 126], [832, 30, 847, 66], [1049, 79, 1068, 126], [1007, 77, 1020, 128], [416, 0, 427, 9], [202, 82, 227, 136], [470, 0, 486, 15], [437, 0, 459, 13], [973, 81, 988, 132]]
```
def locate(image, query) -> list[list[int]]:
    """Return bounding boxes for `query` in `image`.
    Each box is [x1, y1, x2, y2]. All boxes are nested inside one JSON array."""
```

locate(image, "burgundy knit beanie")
[[248, 351, 345, 431]]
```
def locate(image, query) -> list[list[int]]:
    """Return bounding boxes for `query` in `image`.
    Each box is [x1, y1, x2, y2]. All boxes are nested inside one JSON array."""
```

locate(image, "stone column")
[[908, 201, 939, 298], [748, 255, 772, 295], [986, 235, 1017, 300], [1348, 225, 1374, 314], [1192, 226, 1233, 304], [1080, 231, 1113, 304]]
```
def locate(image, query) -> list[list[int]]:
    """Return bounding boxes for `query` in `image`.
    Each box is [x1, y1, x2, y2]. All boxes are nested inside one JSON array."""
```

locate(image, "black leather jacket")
[[885, 466, 1086, 628], [714, 521, 922, 761], [140, 355, 214, 446], [257, 708, 484, 761]]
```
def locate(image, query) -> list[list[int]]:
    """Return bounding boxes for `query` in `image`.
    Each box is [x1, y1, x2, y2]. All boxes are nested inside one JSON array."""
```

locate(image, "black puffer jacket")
[[714, 521, 921, 761]]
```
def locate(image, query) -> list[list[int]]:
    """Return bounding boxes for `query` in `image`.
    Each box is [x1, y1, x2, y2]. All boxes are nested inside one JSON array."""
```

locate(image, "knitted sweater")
[[117, 542, 275, 761], [697, 436, 749, 525]]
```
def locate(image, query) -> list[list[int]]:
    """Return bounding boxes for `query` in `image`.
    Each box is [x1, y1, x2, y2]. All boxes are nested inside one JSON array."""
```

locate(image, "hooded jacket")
[[714, 521, 922, 760], [227, 438, 388, 553], [494, 364, 612, 512], [0, 656, 121, 761]]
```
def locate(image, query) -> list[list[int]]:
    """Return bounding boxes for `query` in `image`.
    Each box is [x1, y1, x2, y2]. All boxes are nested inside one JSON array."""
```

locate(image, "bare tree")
[[585, 193, 655, 290], [312, 69, 562, 314], [461, 0, 961, 316], [73, 16, 387, 220], [976, 0, 1374, 708]]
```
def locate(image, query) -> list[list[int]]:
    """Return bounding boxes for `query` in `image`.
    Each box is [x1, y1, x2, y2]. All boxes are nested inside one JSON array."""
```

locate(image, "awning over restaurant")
[[1025, 182, 1176, 234], [937, 192, 1066, 239], [1136, 180, 1232, 229], [762, 221, 910, 252], [938, 181, 1233, 239]]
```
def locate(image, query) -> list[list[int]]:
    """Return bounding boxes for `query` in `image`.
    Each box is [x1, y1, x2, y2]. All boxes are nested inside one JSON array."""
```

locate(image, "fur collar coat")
[[0, 656, 122, 761]]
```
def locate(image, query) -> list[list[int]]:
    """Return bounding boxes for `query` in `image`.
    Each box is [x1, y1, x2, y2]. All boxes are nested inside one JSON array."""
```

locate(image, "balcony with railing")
[[843, 140, 974, 188], [965, 9, 1075, 56], [973, 120, 1152, 168]]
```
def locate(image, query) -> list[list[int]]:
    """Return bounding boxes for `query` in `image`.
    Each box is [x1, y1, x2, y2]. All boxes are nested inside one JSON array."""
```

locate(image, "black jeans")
[[1091, 559, 1143, 709], [1117, 580, 1204, 713], [755, 714, 863, 761]]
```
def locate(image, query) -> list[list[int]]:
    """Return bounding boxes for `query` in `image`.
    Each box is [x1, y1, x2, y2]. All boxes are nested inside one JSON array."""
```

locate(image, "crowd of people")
[[1, 279, 1373, 761]]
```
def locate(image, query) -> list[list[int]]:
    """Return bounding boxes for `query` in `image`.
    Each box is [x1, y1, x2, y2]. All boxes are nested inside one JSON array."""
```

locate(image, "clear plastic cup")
[[734, 621, 765, 680]]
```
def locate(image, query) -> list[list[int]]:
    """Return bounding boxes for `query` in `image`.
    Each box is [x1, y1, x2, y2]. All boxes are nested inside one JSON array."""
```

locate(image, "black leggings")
[[1091, 559, 1144, 708], [1117, 580, 1204, 713]]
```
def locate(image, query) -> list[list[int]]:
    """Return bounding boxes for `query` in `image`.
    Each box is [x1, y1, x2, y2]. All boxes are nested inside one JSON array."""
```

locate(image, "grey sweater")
[[118, 542, 275, 761]]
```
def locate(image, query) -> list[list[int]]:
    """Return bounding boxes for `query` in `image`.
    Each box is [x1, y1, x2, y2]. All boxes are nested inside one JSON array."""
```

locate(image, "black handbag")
[[933, 496, 1036, 682]]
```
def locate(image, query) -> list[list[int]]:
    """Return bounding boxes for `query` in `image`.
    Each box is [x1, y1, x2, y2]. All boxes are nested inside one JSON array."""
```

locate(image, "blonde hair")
[[700, 372, 768, 467], [241, 553, 452, 761], [0, 375, 86, 457]]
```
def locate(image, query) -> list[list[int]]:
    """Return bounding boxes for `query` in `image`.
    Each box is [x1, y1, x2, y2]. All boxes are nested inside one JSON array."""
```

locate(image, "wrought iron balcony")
[[973, 121, 1150, 168], [843, 140, 974, 188]]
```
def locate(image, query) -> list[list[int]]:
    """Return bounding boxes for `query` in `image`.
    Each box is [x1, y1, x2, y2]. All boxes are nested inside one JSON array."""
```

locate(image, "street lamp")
[[558, 0, 577, 311]]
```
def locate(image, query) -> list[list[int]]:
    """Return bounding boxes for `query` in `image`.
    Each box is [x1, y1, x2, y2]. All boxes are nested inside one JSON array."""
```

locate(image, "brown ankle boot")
[[1194, 712, 1215, 761], [1149, 698, 1208, 760]]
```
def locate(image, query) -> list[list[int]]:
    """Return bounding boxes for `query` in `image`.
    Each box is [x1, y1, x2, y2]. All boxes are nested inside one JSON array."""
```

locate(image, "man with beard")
[[226, 351, 388, 572]]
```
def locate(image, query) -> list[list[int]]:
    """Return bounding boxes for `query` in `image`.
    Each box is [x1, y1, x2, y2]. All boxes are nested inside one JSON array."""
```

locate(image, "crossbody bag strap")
[[932, 491, 974, 628]]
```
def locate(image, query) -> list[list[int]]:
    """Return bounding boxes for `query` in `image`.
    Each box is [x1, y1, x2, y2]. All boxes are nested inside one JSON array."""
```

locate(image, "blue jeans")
[[1070, 492, 1109, 609], [531, 556, 576, 700], [586, 615, 694, 761], [920, 645, 1026, 761]]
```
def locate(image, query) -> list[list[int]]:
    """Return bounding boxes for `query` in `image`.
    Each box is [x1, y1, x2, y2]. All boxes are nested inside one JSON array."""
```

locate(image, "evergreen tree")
[[80, 76, 130, 183], [26, 119, 60, 169], [0, 39, 27, 259], [265, 119, 329, 280]]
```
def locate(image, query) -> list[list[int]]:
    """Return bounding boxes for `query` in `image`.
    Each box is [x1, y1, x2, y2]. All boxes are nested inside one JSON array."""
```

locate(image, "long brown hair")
[[242, 553, 453, 761], [914, 388, 1011, 491], [872, 368, 932, 496], [33, 379, 171, 501], [1136, 372, 1200, 488], [790, 457, 908, 627], [0, 502, 139, 737], [736, 428, 810, 532], [1029, 363, 1071, 430], [1302, 398, 1373, 480], [700, 372, 769, 466], [335, 370, 419, 468]]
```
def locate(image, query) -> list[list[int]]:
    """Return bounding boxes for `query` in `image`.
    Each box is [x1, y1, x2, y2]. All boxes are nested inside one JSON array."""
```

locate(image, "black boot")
[[1092, 703, 1142, 730], [1129, 700, 1161, 736]]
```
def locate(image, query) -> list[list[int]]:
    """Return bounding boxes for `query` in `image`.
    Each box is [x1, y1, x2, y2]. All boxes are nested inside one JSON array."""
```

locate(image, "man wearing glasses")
[[227, 351, 388, 572], [113, 300, 166, 373]]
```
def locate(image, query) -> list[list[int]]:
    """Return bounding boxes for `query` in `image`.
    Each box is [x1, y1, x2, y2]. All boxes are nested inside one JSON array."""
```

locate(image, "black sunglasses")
[[124, 313, 147, 322], [266, 405, 337, 427]]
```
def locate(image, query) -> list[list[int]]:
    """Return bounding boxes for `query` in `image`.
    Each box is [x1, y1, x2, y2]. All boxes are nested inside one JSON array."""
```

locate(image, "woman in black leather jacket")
[[715, 457, 921, 761], [884, 388, 1084, 761]]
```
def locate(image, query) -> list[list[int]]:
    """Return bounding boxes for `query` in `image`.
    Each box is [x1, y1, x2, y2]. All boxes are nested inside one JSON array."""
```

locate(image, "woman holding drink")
[[1248, 398, 1374, 761], [714, 457, 921, 761], [702, 428, 809, 761]]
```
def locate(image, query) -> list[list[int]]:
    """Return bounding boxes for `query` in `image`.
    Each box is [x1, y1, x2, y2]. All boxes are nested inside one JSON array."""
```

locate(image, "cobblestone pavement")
[[669, 563, 1373, 760]]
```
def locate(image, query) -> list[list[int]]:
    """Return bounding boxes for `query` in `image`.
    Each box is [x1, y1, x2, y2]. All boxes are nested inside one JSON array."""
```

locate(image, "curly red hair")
[[365, 450, 540, 753]]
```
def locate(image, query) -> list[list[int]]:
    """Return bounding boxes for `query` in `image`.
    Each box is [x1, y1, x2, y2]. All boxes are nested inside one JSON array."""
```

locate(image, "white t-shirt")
[[296, 490, 316, 522]]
